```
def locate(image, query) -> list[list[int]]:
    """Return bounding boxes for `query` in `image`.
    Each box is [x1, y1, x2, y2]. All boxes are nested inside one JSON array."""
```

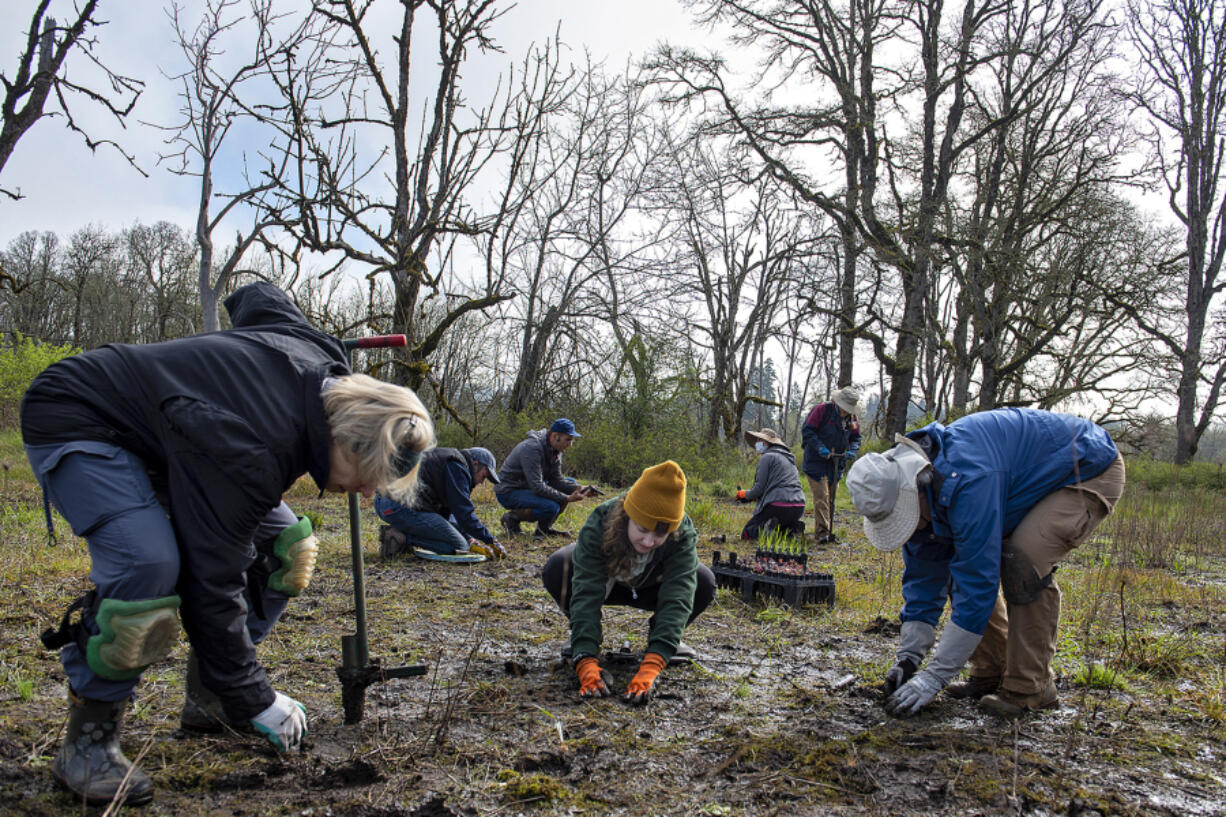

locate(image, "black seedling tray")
[[711, 549, 836, 608]]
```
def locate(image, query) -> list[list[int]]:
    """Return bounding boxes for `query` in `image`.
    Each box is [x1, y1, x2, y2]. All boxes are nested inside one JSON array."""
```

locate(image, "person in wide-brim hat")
[[744, 427, 787, 447], [801, 386, 864, 544], [736, 429, 806, 540], [845, 409, 1126, 721]]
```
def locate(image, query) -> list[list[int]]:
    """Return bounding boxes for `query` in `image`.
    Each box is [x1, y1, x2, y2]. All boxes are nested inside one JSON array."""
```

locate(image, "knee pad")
[[86, 595, 181, 680], [268, 516, 318, 597], [1000, 541, 1055, 605]]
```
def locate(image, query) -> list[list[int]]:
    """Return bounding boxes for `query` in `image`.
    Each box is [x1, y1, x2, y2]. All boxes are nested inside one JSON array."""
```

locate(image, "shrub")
[[0, 335, 79, 429], [438, 407, 755, 490], [1126, 455, 1226, 492]]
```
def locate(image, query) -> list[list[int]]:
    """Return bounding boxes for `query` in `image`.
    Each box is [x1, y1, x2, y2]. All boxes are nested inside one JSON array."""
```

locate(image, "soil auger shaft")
[[336, 335, 427, 724]]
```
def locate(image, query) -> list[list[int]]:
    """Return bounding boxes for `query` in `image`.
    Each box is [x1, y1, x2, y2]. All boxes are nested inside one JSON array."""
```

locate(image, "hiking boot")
[[379, 525, 408, 558], [534, 524, 571, 538], [946, 675, 1001, 700], [980, 681, 1059, 718], [670, 641, 697, 666], [52, 688, 154, 806], [500, 512, 522, 536]]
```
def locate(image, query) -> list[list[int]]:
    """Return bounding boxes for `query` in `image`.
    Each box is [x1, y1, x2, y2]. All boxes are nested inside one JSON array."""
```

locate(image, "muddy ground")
[[1, 484, 1223, 817]]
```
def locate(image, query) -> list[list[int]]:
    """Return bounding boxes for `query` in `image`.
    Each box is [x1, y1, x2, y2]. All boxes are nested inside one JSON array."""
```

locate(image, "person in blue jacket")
[[801, 386, 862, 544], [846, 408, 1125, 718], [375, 446, 507, 560]]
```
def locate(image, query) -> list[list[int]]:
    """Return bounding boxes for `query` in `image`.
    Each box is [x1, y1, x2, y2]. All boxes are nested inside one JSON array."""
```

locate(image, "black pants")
[[540, 543, 716, 621], [741, 503, 805, 540]]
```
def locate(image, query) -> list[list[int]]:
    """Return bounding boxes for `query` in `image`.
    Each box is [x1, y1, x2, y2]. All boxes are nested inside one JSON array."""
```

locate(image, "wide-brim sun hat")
[[744, 427, 786, 447], [831, 385, 862, 415], [846, 434, 931, 551]]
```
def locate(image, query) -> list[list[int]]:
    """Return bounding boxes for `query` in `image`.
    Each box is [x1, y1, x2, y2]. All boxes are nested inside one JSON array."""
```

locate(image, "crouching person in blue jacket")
[[374, 446, 507, 560], [21, 282, 434, 806], [846, 408, 1125, 719]]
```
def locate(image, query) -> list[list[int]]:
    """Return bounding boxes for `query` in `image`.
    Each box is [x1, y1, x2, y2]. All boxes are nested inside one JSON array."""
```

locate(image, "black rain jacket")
[[21, 282, 348, 720]]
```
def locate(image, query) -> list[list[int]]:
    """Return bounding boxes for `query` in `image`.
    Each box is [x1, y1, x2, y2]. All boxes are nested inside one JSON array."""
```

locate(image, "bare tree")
[[124, 221, 198, 340], [669, 0, 904, 392], [489, 64, 670, 414], [156, 0, 338, 331], [1122, 0, 1226, 463], [0, 230, 63, 341], [655, 0, 1024, 435], [939, 0, 1127, 411], [59, 224, 126, 347], [256, 1, 571, 395], [659, 135, 821, 441], [1, 0, 143, 200]]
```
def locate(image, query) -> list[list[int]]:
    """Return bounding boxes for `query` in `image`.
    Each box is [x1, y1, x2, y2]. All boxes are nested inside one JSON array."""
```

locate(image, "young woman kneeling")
[[540, 461, 715, 705]]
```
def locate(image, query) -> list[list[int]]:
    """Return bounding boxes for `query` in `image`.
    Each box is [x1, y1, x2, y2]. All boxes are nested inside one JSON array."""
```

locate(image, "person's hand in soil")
[[883, 657, 918, 696], [251, 691, 308, 751], [576, 657, 613, 697], [622, 653, 666, 706], [884, 670, 942, 717]]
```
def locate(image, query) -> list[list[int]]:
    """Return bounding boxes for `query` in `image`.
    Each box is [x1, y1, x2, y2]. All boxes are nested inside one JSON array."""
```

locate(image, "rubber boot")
[[52, 688, 154, 806]]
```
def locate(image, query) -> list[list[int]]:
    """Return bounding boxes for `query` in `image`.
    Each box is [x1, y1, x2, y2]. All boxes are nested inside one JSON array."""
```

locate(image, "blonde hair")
[[322, 373, 434, 504]]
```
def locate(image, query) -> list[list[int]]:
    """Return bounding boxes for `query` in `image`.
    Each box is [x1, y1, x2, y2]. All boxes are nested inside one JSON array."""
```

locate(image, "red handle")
[[345, 334, 407, 349]]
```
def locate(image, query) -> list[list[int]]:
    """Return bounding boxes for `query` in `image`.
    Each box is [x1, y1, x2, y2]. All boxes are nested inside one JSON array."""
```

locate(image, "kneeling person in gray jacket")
[[737, 428, 806, 539]]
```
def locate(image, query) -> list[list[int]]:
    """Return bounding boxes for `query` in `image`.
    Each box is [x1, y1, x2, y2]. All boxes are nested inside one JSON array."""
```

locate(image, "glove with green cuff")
[[251, 691, 308, 751]]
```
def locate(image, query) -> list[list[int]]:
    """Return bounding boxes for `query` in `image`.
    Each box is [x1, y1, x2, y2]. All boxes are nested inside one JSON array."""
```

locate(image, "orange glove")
[[736, 489, 747, 501], [623, 652, 667, 705], [576, 657, 612, 698]]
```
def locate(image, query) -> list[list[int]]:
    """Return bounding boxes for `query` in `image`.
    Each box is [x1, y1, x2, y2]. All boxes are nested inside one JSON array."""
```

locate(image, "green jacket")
[[568, 496, 699, 662]]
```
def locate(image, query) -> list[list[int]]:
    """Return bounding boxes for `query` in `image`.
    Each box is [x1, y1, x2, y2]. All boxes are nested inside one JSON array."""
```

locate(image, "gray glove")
[[884, 622, 983, 717], [924, 622, 983, 685], [885, 670, 943, 717], [883, 658, 917, 695]]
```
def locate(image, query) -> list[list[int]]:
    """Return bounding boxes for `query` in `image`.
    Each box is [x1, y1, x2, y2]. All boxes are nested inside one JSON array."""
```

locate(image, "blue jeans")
[[374, 495, 469, 554], [26, 441, 295, 702], [495, 488, 563, 528]]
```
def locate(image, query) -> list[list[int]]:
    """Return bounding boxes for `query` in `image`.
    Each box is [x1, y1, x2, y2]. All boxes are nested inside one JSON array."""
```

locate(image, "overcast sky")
[[0, 0, 712, 245]]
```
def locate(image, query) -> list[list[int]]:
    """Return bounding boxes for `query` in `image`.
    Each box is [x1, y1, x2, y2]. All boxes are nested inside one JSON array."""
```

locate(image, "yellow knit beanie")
[[623, 460, 687, 533]]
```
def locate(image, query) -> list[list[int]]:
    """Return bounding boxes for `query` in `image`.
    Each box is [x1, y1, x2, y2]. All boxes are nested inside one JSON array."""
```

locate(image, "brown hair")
[[600, 499, 672, 577]]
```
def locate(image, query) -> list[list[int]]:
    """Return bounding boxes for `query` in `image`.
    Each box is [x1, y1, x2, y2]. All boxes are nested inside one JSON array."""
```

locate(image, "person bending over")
[[22, 282, 433, 805], [374, 446, 507, 560], [847, 408, 1125, 719]]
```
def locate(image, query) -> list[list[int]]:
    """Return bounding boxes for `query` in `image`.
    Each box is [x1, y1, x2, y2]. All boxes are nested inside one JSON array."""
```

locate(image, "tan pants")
[[808, 475, 836, 539], [967, 453, 1126, 695]]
